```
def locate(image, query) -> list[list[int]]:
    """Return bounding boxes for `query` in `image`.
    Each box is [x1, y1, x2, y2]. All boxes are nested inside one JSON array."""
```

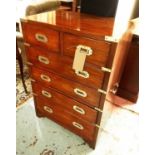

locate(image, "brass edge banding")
[[95, 124, 100, 128], [105, 36, 119, 43], [24, 42, 30, 46], [26, 62, 33, 66], [94, 107, 103, 113], [98, 89, 107, 95], [30, 78, 36, 82], [32, 93, 38, 96], [101, 67, 112, 73], [20, 19, 28, 23], [105, 36, 118, 43]]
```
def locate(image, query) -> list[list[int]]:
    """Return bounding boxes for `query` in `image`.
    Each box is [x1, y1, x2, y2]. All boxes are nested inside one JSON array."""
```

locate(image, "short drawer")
[[22, 22, 60, 52], [63, 33, 111, 67], [35, 96, 96, 142], [30, 66, 101, 107], [26, 46, 104, 89], [32, 82, 98, 123]]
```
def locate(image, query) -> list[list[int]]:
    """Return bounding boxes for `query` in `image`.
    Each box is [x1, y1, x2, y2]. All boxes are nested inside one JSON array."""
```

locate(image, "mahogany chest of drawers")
[[21, 10, 117, 149]]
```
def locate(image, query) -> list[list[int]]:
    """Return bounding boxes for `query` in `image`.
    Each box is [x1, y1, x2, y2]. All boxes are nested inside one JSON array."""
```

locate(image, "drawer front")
[[22, 22, 60, 52], [26, 46, 104, 89], [32, 82, 98, 123], [35, 96, 96, 142], [30, 66, 101, 107], [63, 33, 111, 67]]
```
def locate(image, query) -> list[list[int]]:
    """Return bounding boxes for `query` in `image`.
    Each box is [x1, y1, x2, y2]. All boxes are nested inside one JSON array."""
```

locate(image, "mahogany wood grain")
[[63, 33, 111, 67], [30, 66, 101, 107], [26, 46, 105, 89], [21, 10, 117, 149], [32, 82, 98, 123], [72, 0, 77, 12], [35, 96, 96, 142], [21, 11, 114, 40], [22, 22, 60, 52]]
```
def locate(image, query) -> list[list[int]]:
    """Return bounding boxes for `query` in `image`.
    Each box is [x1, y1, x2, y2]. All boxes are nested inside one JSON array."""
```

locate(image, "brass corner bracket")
[[105, 36, 119, 43]]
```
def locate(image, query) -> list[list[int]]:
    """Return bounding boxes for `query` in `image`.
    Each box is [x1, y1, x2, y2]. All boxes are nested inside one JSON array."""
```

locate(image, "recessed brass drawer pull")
[[73, 105, 85, 115], [38, 56, 50, 64], [43, 106, 53, 113], [35, 33, 48, 43], [40, 74, 51, 82], [72, 122, 84, 130], [41, 90, 52, 98], [74, 88, 87, 97], [75, 70, 89, 78]]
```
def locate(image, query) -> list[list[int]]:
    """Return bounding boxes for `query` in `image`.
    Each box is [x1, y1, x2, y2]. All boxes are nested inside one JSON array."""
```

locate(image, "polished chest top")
[[21, 10, 116, 149]]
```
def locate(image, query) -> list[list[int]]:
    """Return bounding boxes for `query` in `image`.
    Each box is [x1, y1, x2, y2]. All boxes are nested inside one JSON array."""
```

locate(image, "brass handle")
[[38, 56, 50, 64], [72, 45, 93, 72], [75, 70, 89, 78], [72, 122, 84, 130], [73, 105, 85, 115], [41, 90, 52, 98], [76, 45, 93, 56], [43, 106, 53, 113], [35, 33, 48, 43], [109, 83, 119, 94], [74, 88, 87, 97], [40, 74, 51, 82]]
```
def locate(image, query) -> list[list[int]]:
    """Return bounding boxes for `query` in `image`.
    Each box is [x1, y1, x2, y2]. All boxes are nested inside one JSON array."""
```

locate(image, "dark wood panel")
[[32, 82, 98, 123], [26, 46, 105, 89], [22, 22, 60, 52], [35, 96, 96, 142], [30, 66, 101, 107], [117, 35, 139, 102], [63, 33, 111, 67]]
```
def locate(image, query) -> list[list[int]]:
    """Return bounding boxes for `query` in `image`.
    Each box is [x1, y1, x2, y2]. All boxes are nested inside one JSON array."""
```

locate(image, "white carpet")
[[16, 98, 139, 155]]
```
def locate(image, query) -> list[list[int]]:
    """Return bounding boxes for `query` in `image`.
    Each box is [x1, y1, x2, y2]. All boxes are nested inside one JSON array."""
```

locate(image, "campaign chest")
[[21, 11, 117, 149]]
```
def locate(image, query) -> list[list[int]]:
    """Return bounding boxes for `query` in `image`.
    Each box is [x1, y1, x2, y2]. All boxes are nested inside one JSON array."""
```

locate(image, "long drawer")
[[30, 66, 101, 107], [26, 46, 104, 89], [32, 82, 98, 123], [63, 33, 111, 67], [22, 22, 60, 52], [35, 96, 96, 142]]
